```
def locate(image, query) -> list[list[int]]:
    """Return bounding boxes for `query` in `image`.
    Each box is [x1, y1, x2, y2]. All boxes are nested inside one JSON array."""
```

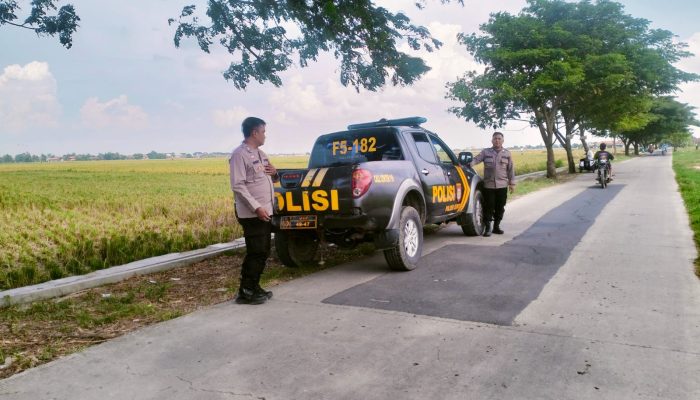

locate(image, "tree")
[[618, 97, 698, 154], [0, 0, 79, 48], [14, 152, 32, 162], [666, 131, 693, 150], [169, 1, 462, 91], [1, 154, 13, 163], [147, 151, 166, 160], [447, 0, 696, 177]]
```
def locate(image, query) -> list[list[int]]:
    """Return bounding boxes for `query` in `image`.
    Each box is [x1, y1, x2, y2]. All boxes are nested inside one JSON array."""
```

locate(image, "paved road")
[[2, 155, 699, 399]]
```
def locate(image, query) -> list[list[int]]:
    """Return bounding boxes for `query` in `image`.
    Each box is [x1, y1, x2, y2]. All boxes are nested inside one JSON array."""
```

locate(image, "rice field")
[[0, 156, 307, 290], [0, 149, 581, 290]]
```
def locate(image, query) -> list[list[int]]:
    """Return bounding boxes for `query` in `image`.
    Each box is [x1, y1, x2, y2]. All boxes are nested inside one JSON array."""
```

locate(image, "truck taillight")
[[352, 168, 372, 198]]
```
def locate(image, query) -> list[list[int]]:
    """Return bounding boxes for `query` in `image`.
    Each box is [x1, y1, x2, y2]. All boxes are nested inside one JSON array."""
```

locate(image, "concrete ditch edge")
[[0, 239, 249, 307]]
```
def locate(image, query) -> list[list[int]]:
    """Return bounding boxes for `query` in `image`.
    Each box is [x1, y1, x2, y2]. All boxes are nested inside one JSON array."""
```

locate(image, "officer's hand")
[[508, 184, 515, 194], [255, 207, 271, 222], [264, 164, 277, 176]]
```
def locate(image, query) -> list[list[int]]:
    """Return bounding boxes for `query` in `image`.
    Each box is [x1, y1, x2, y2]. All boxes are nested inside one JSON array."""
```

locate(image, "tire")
[[383, 206, 423, 271], [461, 189, 484, 236], [275, 231, 319, 268], [601, 169, 608, 189]]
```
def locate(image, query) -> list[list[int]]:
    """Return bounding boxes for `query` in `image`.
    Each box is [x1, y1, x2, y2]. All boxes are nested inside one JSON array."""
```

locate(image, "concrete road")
[[2, 155, 698, 400]]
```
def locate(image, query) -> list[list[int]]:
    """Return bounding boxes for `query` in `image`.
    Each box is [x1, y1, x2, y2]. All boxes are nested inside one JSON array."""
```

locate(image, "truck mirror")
[[458, 152, 473, 165]]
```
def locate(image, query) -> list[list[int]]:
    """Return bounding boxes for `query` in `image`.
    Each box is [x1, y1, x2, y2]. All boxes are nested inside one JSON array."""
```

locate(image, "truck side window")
[[412, 133, 439, 164], [429, 135, 458, 164]]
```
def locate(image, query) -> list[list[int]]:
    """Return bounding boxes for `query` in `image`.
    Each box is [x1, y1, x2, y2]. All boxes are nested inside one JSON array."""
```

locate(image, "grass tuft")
[[671, 148, 700, 276]]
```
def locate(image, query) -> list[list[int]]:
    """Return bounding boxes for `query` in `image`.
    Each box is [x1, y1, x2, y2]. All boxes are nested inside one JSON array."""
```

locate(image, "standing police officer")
[[469, 131, 516, 237], [230, 117, 279, 305]]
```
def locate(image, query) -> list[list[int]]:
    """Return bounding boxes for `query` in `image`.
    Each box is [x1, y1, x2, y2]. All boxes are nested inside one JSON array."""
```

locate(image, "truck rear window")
[[308, 130, 403, 168]]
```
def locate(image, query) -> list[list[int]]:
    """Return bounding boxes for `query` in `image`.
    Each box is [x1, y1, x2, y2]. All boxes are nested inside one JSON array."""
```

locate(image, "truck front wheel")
[[460, 189, 484, 236], [275, 231, 319, 268], [383, 206, 423, 271]]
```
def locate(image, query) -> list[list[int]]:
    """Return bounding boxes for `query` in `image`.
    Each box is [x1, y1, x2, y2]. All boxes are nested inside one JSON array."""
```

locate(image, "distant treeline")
[[0, 151, 231, 163]]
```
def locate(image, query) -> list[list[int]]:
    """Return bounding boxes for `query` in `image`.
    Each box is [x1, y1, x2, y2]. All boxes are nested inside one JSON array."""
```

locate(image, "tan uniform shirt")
[[229, 143, 276, 219], [472, 147, 515, 189]]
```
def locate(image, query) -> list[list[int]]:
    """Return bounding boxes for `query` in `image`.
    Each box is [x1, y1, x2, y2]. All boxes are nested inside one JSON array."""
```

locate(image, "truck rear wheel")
[[275, 231, 318, 268], [383, 206, 422, 271], [461, 189, 484, 236]]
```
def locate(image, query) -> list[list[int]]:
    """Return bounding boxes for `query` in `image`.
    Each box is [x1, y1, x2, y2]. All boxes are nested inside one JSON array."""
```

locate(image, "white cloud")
[[674, 32, 700, 141], [212, 105, 250, 128], [0, 61, 61, 133], [80, 95, 149, 130], [192, 54, 232, 73], [677, 32, 700, 71], [257, 21, 505, 153]]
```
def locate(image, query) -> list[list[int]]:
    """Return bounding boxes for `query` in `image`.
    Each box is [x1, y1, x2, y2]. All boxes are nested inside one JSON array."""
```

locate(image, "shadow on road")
[[323, 185, 625, 325]]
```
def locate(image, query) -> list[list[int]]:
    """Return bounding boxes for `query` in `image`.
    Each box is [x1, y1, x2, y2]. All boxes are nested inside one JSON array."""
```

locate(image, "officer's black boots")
[[235, 287, 268, 305], [483, 222, 492, 237], [492, 221, 504, 235], [255, 285, 273, 300]]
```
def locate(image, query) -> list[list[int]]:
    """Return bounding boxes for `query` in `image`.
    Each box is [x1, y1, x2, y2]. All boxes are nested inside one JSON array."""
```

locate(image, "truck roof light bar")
[[347, 116, 427, 130]]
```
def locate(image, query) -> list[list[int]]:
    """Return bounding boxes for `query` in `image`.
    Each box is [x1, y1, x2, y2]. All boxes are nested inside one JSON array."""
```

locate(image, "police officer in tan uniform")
[[230, 117, 279, 304], [469, 131, 516, 237]]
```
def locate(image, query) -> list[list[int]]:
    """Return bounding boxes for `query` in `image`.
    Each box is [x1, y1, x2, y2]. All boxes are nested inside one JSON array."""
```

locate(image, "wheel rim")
[[403, 219, 419, 257], [475, 195, 483, 230]]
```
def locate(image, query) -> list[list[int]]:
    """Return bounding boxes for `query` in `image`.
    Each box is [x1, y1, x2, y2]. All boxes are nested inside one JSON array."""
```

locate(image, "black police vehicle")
[[272, 117, 485, 271]]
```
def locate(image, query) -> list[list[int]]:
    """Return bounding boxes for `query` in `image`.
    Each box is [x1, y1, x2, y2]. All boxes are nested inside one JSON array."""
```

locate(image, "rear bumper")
[[272, 213, 389, 231]]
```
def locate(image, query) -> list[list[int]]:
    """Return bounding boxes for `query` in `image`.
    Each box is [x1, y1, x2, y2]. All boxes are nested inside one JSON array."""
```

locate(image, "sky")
[[1, 0, 700, 156]]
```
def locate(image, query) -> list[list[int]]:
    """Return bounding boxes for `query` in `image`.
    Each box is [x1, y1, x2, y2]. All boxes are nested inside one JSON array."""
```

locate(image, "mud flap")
[[374, 229, 399, 250]]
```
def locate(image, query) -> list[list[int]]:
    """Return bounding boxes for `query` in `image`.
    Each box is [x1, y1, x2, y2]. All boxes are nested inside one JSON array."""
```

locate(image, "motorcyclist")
[[593, 143, 614, 180]]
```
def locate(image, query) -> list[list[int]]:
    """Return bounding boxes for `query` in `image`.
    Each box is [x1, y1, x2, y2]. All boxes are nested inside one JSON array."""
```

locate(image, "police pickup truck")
[[272, 117, 485, 271]]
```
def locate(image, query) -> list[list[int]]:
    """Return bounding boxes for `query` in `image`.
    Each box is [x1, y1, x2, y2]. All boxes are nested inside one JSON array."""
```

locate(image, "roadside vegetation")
[[1, 150, 579, 290], [0, 243, 374, 379], [671, 148, 700, 275]]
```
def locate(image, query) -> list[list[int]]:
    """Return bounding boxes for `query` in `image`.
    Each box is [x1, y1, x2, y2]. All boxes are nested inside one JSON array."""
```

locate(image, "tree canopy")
[[617, 96, 699, 153], [169, 0, 462, 91], [0, 0, 79, 48], [447, 0, 697, 177]]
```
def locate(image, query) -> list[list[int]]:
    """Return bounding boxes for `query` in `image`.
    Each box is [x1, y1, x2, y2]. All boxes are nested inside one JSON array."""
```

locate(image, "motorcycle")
[[595, 159, 611, 188], [579, 156, 595, 173]]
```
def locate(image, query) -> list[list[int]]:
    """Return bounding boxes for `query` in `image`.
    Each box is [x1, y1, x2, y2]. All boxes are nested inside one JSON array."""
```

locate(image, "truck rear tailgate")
[[274, 166, 355, 228]]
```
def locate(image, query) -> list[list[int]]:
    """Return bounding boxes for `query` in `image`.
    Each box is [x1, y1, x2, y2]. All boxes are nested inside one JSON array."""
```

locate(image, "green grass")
[[671, 148, 700, 275], [511, 173, 575, 198], [469, 148, 586, 176]]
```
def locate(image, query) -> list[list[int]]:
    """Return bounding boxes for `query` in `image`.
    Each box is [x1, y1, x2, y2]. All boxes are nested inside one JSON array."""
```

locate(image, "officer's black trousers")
[[483, 187, 508, 224], [237, 217, 272, 290]]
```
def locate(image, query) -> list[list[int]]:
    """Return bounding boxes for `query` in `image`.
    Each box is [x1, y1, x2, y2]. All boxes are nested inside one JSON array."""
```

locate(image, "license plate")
[[280, 215, 317, 229]]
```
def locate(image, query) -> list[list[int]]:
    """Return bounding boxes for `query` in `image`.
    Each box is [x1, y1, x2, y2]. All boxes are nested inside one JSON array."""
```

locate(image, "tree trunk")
[[562, 119, 576, 174], [565, 135, 575, 174], [620, 137, 629, 155], [534, 107, 557, 179], [581, 134, 589, 153], [633, 142, 639, 155]]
